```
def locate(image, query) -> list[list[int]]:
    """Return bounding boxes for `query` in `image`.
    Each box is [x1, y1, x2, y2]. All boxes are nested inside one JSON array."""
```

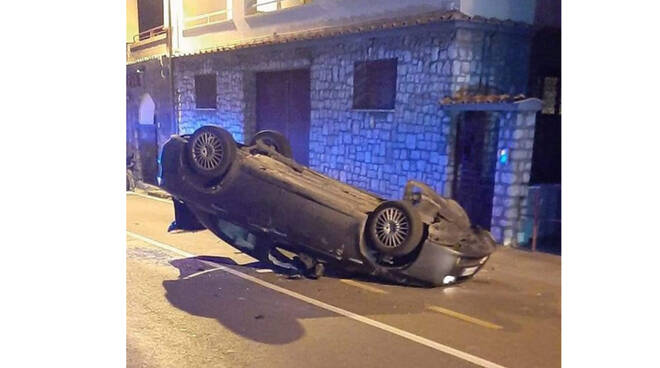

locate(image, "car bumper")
[[391, 240, 491, 286]]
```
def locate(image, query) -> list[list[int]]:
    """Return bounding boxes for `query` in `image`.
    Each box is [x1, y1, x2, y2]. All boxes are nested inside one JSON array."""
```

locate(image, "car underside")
[[159, 126, 496, 287]]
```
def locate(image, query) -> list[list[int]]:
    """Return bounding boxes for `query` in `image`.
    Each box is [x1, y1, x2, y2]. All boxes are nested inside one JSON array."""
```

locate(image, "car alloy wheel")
[[192, 131, 225, 170], [367, 200, 423, 257], [186, 126, 236, 178], [374, 207, 410, 249]]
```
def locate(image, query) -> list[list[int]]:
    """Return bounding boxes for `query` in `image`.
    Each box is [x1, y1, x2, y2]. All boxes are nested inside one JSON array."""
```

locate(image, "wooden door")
[[256, 69, 311, 165]]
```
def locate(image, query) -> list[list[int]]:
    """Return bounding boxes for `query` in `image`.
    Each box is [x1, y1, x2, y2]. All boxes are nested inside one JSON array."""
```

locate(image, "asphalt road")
[[126, 193, 561, 368]]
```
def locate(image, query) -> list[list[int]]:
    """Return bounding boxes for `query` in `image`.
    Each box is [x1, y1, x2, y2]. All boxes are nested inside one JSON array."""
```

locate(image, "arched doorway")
[[137, 93, 159, 185], [138, 93, 155, 125]]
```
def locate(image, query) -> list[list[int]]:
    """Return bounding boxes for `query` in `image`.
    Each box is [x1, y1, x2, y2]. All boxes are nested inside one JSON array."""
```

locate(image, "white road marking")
[[426, 305, 503, 330], [128, 231, 194, 257], [339, 279, 389, 294], [182, 267, 226, 280], [126, 231, 508, 368]]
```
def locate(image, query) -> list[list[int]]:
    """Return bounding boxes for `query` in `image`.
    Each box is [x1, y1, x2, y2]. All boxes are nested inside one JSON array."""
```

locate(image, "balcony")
[[184, 9, 230, 29], [134, 25, 168, 43], [245, 0, 309, 16], [127, 26, 169, 62]]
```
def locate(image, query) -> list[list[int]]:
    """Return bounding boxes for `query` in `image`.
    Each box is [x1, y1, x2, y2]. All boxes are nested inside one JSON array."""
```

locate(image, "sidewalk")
[[132, 181, 172, 200]]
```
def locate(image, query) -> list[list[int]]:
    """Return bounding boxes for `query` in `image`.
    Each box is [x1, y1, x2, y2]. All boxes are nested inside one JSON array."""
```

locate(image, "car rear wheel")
[[249, 130, 293, 159], [367, 200, 423, 257], [187, 126, 236, 178]]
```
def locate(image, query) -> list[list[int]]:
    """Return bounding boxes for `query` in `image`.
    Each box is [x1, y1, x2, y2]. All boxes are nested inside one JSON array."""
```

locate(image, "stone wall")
[[174, 50, 312, 143], [490, 110, 537, 244], [126, 57, 176, 182], [451, 27, 530, 96], [172, 22, 531, 201], [308, 30, 457, 198], [174, 57, 247, 142]]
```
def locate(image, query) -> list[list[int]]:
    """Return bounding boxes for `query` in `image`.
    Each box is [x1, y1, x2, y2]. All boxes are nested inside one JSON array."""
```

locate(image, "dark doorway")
[[137, 94, 159, 185], [256, 69, 311, 165], [138, 126, 159, 185], [530, 114, 561, 184], [452, 112, 499, 230], [137, 0, 164, 33]]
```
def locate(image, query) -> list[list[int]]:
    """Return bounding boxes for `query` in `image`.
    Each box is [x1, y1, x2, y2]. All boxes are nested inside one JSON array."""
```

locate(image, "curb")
[[134, 181, 172, 200]]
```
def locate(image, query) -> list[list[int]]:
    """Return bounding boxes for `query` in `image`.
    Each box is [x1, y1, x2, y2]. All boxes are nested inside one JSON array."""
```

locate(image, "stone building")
[[126, 0, 560, 247]]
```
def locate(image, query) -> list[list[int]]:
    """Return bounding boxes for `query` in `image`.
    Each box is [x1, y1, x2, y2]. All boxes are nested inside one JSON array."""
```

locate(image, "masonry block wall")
[[451, 27, 531, 95], [490, 110, 537, 244], [174, 57, 248, 143], [172, 22, 530, 201], [308, 30, 458, 198], [126, 58, 176, 182], [174, 52, 312, 143]]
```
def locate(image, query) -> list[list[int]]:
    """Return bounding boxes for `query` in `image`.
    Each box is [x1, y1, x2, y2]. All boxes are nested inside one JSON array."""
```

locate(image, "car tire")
[[366, 200, 423, 257], [186, 126, 236, 178], [249, 130, 293, 159]]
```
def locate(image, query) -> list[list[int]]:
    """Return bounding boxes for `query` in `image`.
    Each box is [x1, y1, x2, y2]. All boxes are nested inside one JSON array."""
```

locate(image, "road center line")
[[427, 305, 503, 330], [126, 230, 508, 368], [339, 279, 389, 294], [182, 267, 226, 280]]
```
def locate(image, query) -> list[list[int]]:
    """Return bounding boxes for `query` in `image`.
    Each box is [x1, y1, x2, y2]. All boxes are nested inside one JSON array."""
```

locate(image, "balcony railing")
[[246, 0, 308, 15], [133, 25, 168, 42], [184, 9, 230, 29]]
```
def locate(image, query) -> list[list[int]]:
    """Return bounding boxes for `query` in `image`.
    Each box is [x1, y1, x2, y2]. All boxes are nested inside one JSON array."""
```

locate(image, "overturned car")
[[160, 125, 495, 287]]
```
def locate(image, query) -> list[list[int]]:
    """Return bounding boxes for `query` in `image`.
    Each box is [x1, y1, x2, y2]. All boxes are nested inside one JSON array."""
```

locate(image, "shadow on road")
[[163, 257, 332, 345], [161, 251, 548, 345]]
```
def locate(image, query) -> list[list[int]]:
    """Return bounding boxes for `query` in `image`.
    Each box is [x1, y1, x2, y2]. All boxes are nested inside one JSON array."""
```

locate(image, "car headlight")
[[479, 256, 489, 264], [443, 275, 456, 285]]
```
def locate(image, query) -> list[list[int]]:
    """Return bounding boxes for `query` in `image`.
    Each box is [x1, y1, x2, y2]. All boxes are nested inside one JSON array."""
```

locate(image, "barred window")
[[127, 72, 141, 88], [353, 59, 397, 110], [195, 74, 217, 109]]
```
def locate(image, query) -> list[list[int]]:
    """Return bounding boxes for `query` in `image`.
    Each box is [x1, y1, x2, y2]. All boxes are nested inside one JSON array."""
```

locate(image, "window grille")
[[353, 59, 398, 110]]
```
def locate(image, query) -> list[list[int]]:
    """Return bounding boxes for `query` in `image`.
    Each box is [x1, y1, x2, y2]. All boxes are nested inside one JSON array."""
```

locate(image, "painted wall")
[[128, 0, 536, 63], [127, 0, 139, 43], [170, 0, 536, 56], [172, 0, 457, 54], [127, 0, 172, 63]]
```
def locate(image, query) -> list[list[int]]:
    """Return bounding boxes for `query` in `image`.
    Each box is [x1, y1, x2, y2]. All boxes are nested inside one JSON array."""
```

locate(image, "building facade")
[[126, 0, 559, 247]]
